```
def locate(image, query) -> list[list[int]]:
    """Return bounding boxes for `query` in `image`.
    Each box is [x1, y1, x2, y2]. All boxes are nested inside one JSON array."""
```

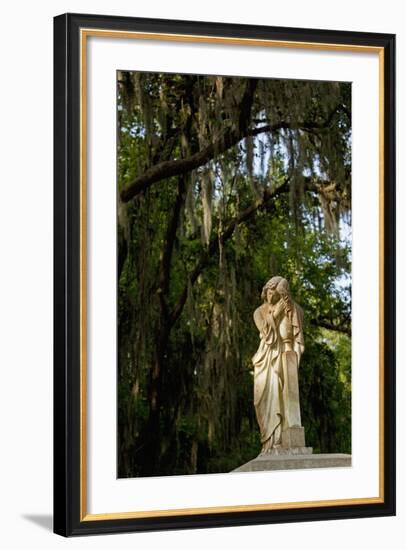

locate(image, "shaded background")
[[117, 72, 352, 477]]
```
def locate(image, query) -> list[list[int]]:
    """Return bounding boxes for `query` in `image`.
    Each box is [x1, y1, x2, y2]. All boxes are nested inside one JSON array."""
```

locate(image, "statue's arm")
[[253, 306, 265, 333], [293, 303, 305, 360]]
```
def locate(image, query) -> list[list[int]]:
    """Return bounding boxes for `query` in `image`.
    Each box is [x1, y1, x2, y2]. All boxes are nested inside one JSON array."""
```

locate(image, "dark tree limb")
[[253, 102, 350, 131], [170, 178, 290, 326], [169, 173, 348, 328], [120, 117, 345, 204], [120, 79, 258, 203], [157, 175, 187, 319], [313, 318, 351, 336], [120, 122, 284, 203], [146, 177, 188, 470]]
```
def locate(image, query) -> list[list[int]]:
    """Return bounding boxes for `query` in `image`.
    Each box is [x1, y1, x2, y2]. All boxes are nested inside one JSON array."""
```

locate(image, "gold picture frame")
[[54, 13, 395, 536]]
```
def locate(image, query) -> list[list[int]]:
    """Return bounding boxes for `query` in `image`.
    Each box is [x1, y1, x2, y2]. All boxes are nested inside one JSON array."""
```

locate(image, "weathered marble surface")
[[281, 350, 302, 429], [252, 276, 306, 454]]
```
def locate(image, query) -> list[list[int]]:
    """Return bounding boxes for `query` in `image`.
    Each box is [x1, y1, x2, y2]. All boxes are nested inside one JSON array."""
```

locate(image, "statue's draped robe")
[[252, 300, 304, 451]]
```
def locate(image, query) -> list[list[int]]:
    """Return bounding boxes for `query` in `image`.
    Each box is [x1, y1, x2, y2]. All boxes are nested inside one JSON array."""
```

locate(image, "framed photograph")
[[53, 13, 395, 536]]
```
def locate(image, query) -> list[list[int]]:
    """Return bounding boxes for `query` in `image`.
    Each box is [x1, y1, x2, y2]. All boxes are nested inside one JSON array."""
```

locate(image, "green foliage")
[[116, 72, 352, 477], [300, 333, 351, 454]]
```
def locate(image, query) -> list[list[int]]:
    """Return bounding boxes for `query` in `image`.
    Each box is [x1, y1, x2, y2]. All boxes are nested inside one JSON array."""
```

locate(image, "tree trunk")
[[141, 319, 170, 475]]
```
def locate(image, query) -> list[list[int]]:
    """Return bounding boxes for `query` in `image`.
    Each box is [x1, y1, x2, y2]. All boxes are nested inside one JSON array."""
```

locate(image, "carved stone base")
[[232, 453, 352, 473], [259, 446, 312, 457], [282, 351, 302, 428], [282, 426, 306, 448]]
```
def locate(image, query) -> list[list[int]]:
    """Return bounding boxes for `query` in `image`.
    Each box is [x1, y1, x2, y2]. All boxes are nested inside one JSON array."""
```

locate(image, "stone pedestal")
[[282, 350, 302, 429], [232, 350, 352, 473], [232, 453, 352, 473], [280, 351, 311, 453], [231, 350, 354, 473], [282, 426, 306, 448]]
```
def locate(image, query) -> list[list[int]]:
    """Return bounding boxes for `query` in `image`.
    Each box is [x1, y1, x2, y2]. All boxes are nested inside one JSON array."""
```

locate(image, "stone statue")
[[252, 276, 305, 454]]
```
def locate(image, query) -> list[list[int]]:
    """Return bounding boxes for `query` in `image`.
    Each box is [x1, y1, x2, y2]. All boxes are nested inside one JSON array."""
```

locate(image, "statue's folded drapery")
[[252, 277, 304, 454]]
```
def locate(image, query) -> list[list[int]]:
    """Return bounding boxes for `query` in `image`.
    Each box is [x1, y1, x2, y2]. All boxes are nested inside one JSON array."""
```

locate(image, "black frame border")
[[54, 12, 396, 537]]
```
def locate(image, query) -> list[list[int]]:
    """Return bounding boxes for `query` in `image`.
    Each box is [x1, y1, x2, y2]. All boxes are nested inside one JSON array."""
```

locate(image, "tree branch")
[[120, 124, 289, 203], [169, 178, 290, 326], [312, 318, 351, 336], [120, 119, 343, 204], [120, 79, 259, 203], [157, 176, 186, 318], [169, 172, 347, 328], [254, 103, 350, 132]]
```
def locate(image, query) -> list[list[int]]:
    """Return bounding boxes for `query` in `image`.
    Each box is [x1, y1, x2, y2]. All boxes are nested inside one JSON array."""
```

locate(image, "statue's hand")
[[273, 300, 285, 319]]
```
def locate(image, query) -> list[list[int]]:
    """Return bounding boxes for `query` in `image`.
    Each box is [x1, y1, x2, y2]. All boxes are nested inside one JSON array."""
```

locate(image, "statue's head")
[[261, 276, 290, 304]]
